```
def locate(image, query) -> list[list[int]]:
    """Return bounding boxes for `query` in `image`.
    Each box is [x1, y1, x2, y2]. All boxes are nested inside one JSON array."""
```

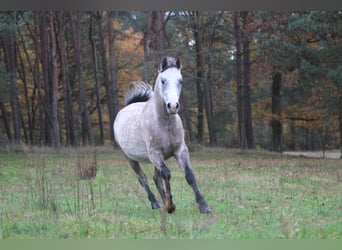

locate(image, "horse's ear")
[[176, 57, 182, 70], [160, 57, 168, 72]]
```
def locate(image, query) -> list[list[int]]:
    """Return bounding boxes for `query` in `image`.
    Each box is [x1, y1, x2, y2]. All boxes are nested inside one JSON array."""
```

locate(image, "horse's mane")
[[125, 81, 154, 106]]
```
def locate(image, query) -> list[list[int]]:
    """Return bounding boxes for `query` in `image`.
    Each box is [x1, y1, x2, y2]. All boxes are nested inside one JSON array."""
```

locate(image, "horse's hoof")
[[167, 203, 176, 214], [199, 206, 212, 214], [199, 200, 212, 213], [152, 201, 161, 210]]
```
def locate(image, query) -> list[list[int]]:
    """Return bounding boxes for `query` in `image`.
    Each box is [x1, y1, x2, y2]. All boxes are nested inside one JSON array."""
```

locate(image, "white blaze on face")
[[159, 68, 182, 114]]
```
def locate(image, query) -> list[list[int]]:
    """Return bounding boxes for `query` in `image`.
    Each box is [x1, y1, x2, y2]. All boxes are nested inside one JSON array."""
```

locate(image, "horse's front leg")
[[153, 163, 176, 214], [150, 152, 176, 214], [127, 158, 161, 210], [175, 145, 212, 213]]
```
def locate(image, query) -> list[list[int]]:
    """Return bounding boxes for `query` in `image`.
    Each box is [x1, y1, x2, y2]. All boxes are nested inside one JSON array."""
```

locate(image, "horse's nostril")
[[175, 103, 180, 109], [167, 103, 171, 109]]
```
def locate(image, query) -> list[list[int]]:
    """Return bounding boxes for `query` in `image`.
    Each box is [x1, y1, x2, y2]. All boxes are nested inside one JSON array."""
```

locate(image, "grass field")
[[0, 146, 341, 239]]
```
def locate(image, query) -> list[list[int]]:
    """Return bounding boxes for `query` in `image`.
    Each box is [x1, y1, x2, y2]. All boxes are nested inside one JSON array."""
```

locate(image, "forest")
[[0, 11, 341, 155]]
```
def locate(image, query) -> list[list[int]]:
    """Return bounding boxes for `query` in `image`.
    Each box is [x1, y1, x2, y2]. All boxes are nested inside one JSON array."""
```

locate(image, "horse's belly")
[[114, 104, 150, 162]]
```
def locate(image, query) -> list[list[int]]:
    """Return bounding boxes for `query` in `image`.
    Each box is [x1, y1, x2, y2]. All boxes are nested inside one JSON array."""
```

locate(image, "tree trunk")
[[143, 11, 166, 81], [89, 14, 104, 145], [180, 92, 195, 146], [271, 71, 282, 152], [193, 11, 216, 146], [32, 12, 45, 145], [3, 12, 21, 143], [39, 11, 55, 146], [339, 106, 342, 159], [234, 11, 245, 149], [16, 34, 34, 144], [107, 11, 120, 129], [70, 11, 94, 146], [48, 12, 61, 148], [58, 11, 76, 146], [0, 101, 12, 141], [96, 11, 116, 145], [241, 11, 255, 149], [191, 12, 205, 145]]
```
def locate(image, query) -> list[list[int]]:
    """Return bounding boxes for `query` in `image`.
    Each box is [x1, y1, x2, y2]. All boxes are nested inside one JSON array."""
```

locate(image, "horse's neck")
[[151, 80, 175, 123]]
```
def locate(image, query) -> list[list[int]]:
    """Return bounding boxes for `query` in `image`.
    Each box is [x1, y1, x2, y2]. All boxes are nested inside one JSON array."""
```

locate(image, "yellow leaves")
[[113, 22, 144, 106]]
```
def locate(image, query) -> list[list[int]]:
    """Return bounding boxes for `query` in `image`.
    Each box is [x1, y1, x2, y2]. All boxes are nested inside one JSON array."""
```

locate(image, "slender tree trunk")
[[96, 11, 115, 145], [16, 38, 34, 144], [143, 11, 153, 81], [3, 12, 21, 143], [32, 12, 45, 145], [107, 12, 120, 124], [89, 14, 104, 145], [271, 71, 282, 152], [234, 11, 245, 149], [0, 101, 12, 141], [193, 11, 216, 146], [154, 11, 164, 52], [70, 11, 94, 146], [39, 12, 54, 146], [17, 14, 41, 144], [180, 92, 195, 145], [191, 12, 204, 145], [143, 11, 166, 81], [48, 12, 61, 148], [339, 105, 342, 159], [58, 11, 75, 146], [241, 11, 255, 149]]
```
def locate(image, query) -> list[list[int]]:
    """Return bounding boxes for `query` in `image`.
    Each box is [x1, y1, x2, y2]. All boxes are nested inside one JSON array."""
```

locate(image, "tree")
[[95, 11, 116, 144], [1, 12, 21, 143], [271, 71, 282, 152], [192, 11, 217, 146], [107, 11, 120, 127], [48, 12, 61, 148], [143, 11, 169, 81], [234, 11, 255, 149], [70, 11, 94, 146], [57, 11, 76, 146], [241, 11, 255, 149], [254, 11, 342, 153], [89, 14, 104, 145]]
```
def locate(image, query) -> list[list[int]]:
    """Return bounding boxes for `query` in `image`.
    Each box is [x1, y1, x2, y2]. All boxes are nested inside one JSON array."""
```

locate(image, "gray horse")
[[113, 57, 211, 214]]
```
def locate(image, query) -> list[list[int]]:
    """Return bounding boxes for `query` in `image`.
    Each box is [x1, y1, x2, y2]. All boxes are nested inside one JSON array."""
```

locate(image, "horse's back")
[[114, 103, 149, 161]]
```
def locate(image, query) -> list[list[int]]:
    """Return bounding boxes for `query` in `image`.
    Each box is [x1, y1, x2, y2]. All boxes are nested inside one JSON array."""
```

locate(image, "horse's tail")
[[125, 81, 154, 106]]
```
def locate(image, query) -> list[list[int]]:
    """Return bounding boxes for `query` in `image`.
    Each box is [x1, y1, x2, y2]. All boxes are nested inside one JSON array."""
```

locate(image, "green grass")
[[0, 147, 341, 239]]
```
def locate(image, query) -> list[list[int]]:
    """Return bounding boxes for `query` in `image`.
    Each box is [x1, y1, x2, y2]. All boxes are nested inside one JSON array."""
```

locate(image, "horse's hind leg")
[[127, 158, 161, 210]]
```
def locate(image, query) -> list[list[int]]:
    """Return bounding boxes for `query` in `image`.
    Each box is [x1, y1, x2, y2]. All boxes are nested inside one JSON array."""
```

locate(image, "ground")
[[0, 147, 341, 239]]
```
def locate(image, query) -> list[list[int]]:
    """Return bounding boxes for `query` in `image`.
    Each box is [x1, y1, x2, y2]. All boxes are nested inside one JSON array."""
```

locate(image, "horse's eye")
[[161, 80, 166, 85], [179, 80, 183, 85]]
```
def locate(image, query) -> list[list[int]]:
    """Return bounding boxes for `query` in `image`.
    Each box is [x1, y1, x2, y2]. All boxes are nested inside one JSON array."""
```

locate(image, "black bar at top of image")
[[1, 0, 342, 11]]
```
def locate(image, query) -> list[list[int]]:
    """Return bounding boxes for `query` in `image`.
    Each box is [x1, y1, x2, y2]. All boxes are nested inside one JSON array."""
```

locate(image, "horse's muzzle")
[[166, 102, 180, 114]]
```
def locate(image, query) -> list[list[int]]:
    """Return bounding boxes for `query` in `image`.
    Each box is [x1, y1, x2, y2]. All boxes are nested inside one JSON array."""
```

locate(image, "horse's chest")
[[148, 124, 182, 156]]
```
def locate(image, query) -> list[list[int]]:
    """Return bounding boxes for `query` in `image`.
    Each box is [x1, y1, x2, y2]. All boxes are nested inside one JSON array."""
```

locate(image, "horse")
[[113, 56, 211, 214]]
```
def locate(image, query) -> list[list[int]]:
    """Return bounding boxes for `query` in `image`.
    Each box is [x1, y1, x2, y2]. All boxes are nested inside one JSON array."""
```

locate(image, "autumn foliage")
[[0, 11, 341, 156]]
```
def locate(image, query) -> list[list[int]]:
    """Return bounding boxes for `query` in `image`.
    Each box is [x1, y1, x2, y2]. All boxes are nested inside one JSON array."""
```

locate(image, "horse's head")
[[157, 57, 183, 115]]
